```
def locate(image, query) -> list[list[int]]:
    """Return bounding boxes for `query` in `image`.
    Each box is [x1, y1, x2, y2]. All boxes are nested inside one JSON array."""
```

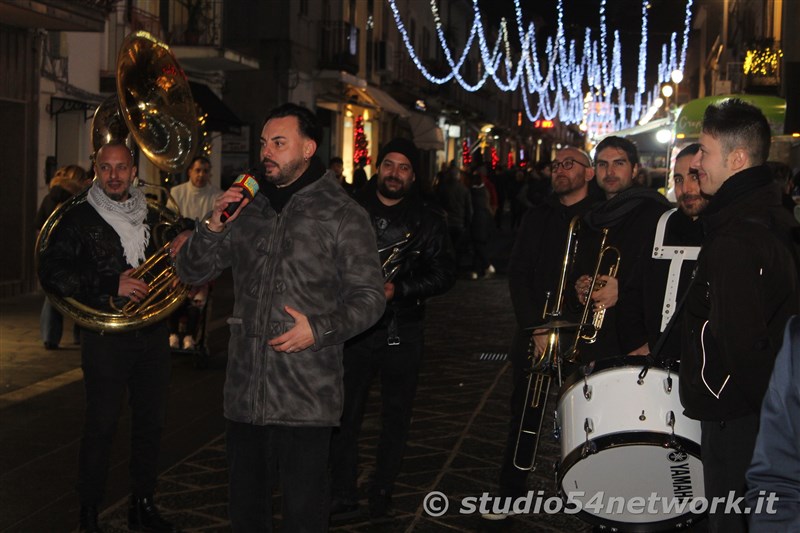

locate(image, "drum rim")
[[558, 355, 680, 397], [558, 506, 706, 533], [557, 431, 703, 530]]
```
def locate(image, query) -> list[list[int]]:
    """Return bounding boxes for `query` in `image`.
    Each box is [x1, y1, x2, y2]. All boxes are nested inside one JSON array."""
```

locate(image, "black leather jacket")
[[38, 191, 187, 313], [356, 182, 456, 324]]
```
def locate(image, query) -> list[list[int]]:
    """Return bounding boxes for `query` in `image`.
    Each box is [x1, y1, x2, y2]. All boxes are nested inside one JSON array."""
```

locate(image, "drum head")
[[559, 434, 704, 531], [557, 356, 704, 531]]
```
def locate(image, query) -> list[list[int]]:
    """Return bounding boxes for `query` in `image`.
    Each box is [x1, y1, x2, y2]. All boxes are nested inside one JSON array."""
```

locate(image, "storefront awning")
[[675, 94, 786, 139], [361, 85, 411, 118], [189, 82, 243, 134], [407, 113, 444, 151]]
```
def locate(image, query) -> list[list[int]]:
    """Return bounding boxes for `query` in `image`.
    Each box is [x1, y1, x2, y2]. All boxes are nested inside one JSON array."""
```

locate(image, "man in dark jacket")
[[573, 136, 671, 362], [483, 147, 597, 520], [745, 315, 800, 530], [681, 98, 799, 532], [38, 143, 179, 533], [618, 143, 708, 359], [329, 138, 456, 521], [177, 104, 385, 532]]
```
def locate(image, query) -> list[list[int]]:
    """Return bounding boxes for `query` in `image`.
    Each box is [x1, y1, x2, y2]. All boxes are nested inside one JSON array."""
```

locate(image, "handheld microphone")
[[221, 173, 260, 222]]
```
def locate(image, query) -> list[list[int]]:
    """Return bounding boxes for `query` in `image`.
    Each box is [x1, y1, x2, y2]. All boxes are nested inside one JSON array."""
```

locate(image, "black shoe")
[[44, 342, 58, 350], [128, 495, 177, 532], [79, 505, 104, 533], [329, 500, 361, 522]]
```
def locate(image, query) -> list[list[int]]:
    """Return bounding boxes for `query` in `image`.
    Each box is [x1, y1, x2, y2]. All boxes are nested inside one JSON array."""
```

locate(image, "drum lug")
[[581, 417, 597, 457], [582, 383, 592, 400], [664, 375, 673, 394], [639, 410, 646, 421], [665, 410, 684, 451], [666, 410, 676, 429], [637, 365, 649, 385]]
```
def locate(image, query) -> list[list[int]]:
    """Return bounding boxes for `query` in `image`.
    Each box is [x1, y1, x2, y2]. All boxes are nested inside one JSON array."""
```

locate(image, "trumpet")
[[513, 215, 580, 471], [379, 233, 418, 282], [567, 228, 620, 362]]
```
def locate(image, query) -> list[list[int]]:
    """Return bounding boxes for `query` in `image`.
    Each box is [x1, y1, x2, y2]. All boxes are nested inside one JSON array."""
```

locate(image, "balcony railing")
[[168, 0, 222, 46], [319, 22, 359, 75]]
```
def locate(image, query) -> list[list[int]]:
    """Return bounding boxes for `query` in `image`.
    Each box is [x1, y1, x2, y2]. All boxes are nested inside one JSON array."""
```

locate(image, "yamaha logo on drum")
[[668, 450, 688, 463]]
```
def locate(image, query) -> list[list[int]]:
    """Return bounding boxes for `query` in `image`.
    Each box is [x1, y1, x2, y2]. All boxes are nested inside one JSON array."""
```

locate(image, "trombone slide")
[[513, 368, 552, 471]]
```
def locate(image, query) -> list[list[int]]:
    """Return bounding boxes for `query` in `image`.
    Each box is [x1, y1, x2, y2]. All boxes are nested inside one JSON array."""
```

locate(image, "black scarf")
[[584, 186, 671, 230], [700, 165, 773, 218], [260, 156, 325, 212]]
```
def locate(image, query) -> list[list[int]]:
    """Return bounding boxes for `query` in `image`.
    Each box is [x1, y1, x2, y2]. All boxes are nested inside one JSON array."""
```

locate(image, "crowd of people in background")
[[34, 106, 800, 532]]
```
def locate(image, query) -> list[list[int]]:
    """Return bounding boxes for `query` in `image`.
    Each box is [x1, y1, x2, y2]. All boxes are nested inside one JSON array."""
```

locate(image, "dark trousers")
[[78, 323, 171, 505], [226, 421, 332, 533], [472, 238, 491, 273], [330, 322, 423, 503], [701, 414, 759, 533]]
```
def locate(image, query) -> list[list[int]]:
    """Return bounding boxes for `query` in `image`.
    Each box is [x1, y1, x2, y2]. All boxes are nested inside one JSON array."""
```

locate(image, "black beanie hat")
[[378, 138, 420, 177]]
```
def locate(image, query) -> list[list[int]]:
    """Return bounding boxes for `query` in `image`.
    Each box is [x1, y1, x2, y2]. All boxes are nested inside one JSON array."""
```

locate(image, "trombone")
[[513, 215, 580, 471]]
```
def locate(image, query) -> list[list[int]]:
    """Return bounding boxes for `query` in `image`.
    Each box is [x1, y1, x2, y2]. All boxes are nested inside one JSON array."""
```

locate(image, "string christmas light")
[[386, 0, 693, 139]]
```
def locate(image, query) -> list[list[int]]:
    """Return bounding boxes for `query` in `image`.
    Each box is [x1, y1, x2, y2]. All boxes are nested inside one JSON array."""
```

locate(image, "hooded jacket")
[[680, 166, 799, 421], [177, 171, 385, 426]]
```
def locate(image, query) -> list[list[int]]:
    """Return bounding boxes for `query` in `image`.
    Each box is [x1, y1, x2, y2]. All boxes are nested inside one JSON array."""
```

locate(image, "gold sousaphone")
[[36, 31, 198, 332]]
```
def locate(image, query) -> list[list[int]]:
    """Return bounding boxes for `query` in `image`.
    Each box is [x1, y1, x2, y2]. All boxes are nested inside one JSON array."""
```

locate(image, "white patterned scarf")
[[86, 181, 150, 267]]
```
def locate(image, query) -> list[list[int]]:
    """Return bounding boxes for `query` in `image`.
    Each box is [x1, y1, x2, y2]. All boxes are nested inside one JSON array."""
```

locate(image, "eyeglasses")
[[551, 159, 590, 172]]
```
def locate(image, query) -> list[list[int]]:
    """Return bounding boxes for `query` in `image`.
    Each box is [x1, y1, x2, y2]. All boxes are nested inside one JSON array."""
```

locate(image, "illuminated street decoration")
[[462, 139, 471, 166], [386, 0, 693, 139], [353, 115, 370, 165], [743, 47, 783, 76]]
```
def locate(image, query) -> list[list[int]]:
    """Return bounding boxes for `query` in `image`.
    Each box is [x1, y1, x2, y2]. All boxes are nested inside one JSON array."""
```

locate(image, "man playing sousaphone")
[[38, 142, 188, 533]]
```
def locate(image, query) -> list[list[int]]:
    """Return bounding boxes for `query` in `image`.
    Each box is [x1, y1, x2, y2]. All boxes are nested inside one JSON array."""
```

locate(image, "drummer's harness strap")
[[651, 209, 700, 333]]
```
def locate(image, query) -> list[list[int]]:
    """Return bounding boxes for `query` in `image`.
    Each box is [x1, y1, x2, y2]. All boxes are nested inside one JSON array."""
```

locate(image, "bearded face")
[[377, 153, 415, 201], [674, 155, 710, 218]]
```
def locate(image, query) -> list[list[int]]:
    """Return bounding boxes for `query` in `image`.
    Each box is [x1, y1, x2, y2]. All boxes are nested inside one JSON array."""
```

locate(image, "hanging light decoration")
[[462, 139, 472, 167], [386, 0, 693, 140]]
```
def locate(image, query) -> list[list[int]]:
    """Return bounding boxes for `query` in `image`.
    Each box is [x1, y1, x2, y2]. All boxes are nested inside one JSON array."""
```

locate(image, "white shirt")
[[170, 181, 222, 220]]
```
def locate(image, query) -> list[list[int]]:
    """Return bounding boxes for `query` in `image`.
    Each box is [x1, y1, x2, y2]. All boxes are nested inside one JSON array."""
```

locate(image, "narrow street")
[[1, 230, 589, 532]]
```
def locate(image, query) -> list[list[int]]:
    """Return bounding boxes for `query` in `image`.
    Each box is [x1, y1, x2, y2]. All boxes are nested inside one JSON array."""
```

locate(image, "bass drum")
[[556, 356, 704, 532]]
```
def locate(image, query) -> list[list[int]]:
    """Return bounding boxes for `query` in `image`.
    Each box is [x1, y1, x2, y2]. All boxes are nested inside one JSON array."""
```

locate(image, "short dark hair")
[[185, 155, 210, 178], [329, 156, 344, 166], [263, 103, 322, 145], [676, 143, 701, 161], [594, 136, 639, 167], [701, 98, 771, 166]]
